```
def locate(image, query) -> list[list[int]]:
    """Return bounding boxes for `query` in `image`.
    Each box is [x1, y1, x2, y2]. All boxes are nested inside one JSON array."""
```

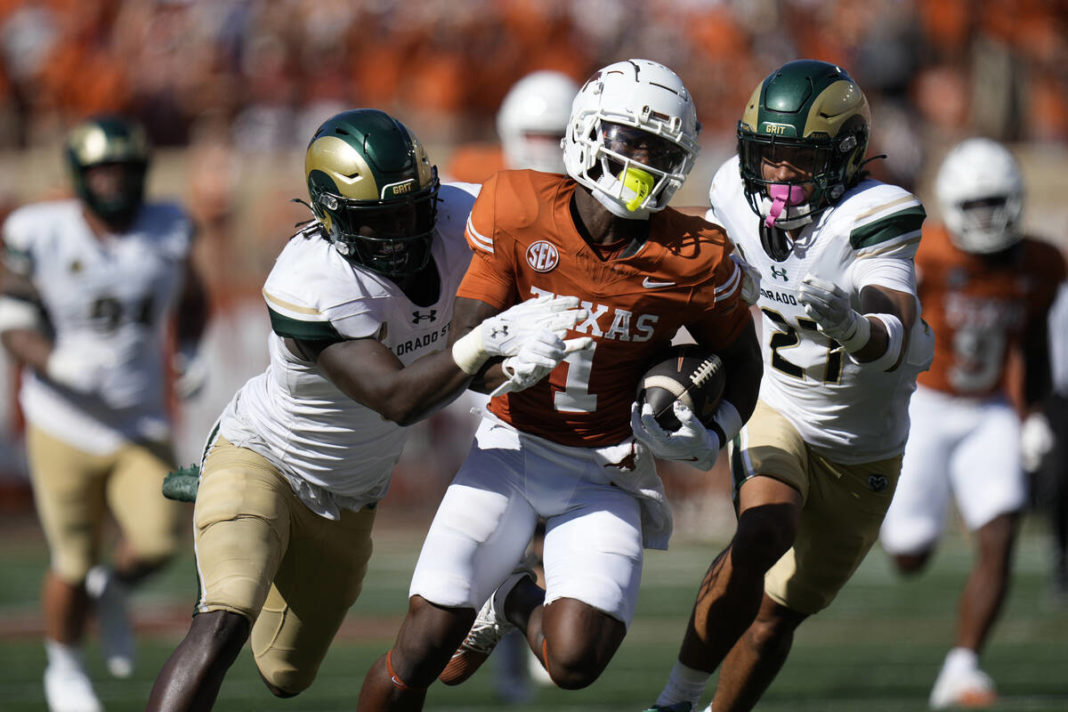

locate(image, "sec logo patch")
[[526, 241, 559, 273]]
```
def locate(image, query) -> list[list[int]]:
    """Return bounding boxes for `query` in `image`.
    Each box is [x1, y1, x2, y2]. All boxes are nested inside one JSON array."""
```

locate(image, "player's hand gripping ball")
[[635, 345, 726, 431]]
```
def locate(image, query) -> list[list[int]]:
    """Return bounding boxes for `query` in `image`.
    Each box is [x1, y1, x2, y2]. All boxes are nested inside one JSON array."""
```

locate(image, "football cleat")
[[86, 565, 134, 678], [44, 660, 102, 712], [438, 565, 535, 686], [929, 665, 997, 709], [642, 703, 694, 712]]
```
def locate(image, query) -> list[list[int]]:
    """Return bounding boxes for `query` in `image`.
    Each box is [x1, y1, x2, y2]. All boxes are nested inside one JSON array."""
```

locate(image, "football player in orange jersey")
[[356, 59, 763, 711], [879, 138, 1066, 709]]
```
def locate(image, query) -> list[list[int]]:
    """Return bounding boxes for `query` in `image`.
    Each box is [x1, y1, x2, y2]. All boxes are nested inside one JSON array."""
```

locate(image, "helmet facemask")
[[310, 172, 439, 278], [949, 195, 1022, 254], [564, 59, 699, 220]]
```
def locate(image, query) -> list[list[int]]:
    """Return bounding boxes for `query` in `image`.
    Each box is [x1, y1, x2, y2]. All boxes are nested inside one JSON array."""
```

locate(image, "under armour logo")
[[868, 474, 889, 492], [491, 325, 509, 339], [411, 310, 437, 324], [770, 266, 788, 281]]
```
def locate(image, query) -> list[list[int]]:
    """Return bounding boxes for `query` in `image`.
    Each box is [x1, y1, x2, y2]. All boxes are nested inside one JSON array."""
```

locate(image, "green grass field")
[[1, 508, 1066, 711]]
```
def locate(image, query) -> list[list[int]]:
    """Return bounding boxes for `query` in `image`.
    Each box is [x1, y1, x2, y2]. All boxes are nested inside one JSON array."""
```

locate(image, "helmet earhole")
[[839, 135, 857, 153]]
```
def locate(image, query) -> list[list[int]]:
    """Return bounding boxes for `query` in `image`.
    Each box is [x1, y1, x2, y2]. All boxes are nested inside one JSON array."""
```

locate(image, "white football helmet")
[[563, 59, 700, 220], [936, 138, 1024, 254], [497, 70, 579, 173]]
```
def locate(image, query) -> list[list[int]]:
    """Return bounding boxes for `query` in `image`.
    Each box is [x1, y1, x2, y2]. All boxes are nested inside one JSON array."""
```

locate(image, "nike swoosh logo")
[[642, 277, 676, 288]]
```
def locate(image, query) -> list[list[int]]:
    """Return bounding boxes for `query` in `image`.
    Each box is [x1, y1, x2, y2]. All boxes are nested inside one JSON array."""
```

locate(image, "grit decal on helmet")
[[737, 59, 871, 235], [563, 59, 700, 220], [305, 108, 440, 279], [65, 115, 150, 228], [936, 138, 1024, 255], [497, 70, 579, 174]]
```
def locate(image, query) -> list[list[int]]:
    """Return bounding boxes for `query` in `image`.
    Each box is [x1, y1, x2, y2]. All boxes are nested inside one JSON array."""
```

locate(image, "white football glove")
[[173, 343, 208, 400], [797, 274, 870, 352], [730, 253, 761, 306], [630, 400, 721, 470], [489, 329, 593, 397], [45, 340, 117, 394], [1021, 411, 1055, 472], [452, 294, 587, 375]]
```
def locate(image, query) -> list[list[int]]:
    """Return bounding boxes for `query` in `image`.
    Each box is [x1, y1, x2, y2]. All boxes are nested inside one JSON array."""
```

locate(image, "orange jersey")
[[458, 170, 749, 447], [917, 224, 1065, 397]]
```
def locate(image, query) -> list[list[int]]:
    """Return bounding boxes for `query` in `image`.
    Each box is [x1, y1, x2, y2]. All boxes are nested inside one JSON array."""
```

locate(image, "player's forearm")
[[323, 346, 474, 426], [0, 327, 52, 372]]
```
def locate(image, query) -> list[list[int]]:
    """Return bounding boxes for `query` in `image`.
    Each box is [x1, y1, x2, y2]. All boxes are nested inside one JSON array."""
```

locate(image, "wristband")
[[451, 328, 488, 375], [837, 312, 871, 353], [865, 313, 905, 371], [0, 296, 39, 332]]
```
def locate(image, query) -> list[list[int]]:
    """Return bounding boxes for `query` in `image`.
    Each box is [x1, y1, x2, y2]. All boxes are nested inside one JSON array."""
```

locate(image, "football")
[[636, 345, 726, 431]]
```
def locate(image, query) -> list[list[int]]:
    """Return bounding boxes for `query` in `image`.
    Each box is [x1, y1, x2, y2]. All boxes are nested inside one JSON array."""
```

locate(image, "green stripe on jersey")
[[268, 307, 342, 342], [849, 206, 926, 250]]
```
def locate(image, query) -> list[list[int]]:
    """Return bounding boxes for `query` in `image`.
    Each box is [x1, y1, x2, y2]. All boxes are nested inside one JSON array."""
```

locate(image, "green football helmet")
[[737, 59, 870, 229], [65, 115, 150, 227], [305, 109, 439, 279]]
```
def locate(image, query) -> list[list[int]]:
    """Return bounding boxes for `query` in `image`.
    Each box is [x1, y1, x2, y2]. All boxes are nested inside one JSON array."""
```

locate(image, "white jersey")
[[218, 183, 479, 516], [2, 199, 193, 453], [708, 156, 934, 463]]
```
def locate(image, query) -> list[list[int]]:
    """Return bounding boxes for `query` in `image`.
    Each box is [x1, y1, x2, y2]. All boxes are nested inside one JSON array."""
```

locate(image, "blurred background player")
[[145, 108, 585, 712], [357, 58, 763, 712], [0, 115, 209, 712], [646, 59, 934, 712], [445, 69, 580, 183], [879, 137, 1066, 709]]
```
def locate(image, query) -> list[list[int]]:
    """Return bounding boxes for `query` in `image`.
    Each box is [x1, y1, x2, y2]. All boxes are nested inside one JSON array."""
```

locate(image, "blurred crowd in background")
[[0, 0, 1065, 520], [0, 0, 1065, 289]]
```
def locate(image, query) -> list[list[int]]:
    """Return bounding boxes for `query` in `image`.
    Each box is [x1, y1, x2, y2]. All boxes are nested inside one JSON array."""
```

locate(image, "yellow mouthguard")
[[620, 167, 654, 211]]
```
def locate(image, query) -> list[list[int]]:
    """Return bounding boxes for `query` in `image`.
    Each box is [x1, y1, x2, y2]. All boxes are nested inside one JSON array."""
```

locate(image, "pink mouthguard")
[[765, 184, 806, 227]]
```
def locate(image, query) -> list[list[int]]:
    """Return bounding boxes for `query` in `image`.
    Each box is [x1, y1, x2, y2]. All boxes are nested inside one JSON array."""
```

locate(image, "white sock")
[[943, 647, 979, 673], [45, 639, 84, 672], [656, 660, 712, 708]]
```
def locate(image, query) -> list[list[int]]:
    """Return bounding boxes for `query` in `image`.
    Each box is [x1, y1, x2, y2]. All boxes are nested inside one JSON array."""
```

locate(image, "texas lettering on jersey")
[[457, 170, 748, 447]]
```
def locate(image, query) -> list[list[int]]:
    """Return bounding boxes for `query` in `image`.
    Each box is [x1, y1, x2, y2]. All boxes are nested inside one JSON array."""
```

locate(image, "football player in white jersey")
[[144, 109, 587, 712], [645, 60, 935, 712], [0, 115, 210, 712]]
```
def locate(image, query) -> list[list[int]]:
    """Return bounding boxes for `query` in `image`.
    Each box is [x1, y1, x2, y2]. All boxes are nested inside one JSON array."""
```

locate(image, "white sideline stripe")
[[465, 215, 493, 253]]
